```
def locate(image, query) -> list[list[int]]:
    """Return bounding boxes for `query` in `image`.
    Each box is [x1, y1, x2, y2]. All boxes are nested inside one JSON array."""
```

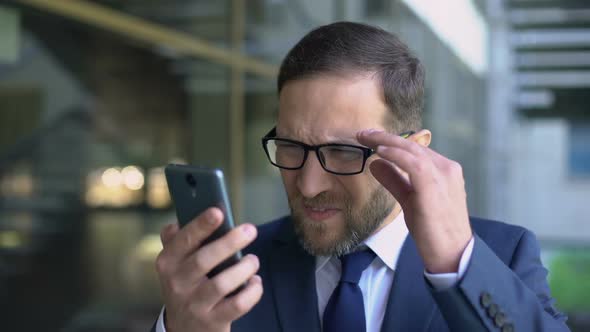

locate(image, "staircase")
[[0, 109, 91, 331]]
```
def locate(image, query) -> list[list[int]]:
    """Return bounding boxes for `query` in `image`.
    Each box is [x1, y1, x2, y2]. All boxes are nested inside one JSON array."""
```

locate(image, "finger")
[[359, 129, 428, 158], [163, 207, 223, 262], [369, 159, 412, 203], [160, 222, 179, 246], [198, 254, 260, 307], [374, 146, 436, 190], [360, 129, 455, 174], [357, 129, 409, 149], [180, 223, 257, 279], [211, 274, 264, 322]]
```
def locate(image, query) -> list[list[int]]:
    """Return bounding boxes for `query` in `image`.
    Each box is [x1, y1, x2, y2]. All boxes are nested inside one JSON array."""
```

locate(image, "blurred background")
[[0, 0, 588, 331]]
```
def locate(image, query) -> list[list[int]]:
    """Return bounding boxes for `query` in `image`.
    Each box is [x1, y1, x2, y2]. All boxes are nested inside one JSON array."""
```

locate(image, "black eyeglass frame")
[[261, 127, 415, 176]]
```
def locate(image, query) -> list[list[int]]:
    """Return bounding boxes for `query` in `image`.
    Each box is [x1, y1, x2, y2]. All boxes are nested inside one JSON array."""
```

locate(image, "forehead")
[[277, 74, 389, 143]]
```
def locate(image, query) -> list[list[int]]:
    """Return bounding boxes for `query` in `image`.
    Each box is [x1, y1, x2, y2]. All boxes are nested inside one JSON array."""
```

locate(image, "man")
[[153, 22, 569, 332]]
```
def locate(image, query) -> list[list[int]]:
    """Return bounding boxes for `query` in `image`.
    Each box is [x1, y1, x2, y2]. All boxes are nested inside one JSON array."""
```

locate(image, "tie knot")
[[339, 249, 376, 283]]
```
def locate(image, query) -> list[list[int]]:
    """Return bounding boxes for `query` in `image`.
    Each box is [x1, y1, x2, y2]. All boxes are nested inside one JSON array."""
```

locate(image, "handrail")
[[13, 0, 278, 79]]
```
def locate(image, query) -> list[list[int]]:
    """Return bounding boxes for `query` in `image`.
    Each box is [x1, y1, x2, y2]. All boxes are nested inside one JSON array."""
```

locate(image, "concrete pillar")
[[485, 0, 515, 221]]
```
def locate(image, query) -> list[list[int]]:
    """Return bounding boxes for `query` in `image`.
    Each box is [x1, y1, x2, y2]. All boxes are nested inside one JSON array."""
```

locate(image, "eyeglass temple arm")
[[399, 131, 415, 138]]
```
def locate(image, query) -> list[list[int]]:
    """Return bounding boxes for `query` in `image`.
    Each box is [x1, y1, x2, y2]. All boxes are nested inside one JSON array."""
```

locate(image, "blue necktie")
[[323, 249, 376, 332]]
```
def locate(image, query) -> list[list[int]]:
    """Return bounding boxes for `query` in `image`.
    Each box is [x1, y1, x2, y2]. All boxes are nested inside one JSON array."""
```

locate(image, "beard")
[[289, 185, 395, 257]]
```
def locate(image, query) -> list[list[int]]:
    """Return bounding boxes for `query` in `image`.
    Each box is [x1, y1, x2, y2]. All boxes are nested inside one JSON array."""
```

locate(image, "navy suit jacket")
[[154, 216, 570, 331]]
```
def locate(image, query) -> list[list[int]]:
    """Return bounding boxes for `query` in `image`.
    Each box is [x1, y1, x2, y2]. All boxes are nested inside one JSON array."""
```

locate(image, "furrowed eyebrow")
[[287, 138, 361, 146], [274, 129, 361, 146]]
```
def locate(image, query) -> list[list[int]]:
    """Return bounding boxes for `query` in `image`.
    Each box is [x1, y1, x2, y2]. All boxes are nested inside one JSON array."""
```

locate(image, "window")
[[366, 0, 390, 17], [569, 122, 590, 176]]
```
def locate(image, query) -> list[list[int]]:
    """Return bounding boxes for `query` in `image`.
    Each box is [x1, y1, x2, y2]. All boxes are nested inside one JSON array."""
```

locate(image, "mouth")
[[303, 205, 341, 221]]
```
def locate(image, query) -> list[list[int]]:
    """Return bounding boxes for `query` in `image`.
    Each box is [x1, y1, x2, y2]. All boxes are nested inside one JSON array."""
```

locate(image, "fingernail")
[[247, 254, 260, 267], [242, 224, 256, 237], [208, 208, 224, 224]]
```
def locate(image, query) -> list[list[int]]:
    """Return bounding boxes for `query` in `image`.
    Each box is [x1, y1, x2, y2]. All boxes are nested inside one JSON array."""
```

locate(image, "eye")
[[274, 140, 304, 159], [322, 146, 363, 162], [275, 140, 301, 151]]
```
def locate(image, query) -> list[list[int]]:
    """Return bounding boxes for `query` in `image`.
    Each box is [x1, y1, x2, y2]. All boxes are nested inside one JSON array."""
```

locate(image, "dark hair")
[[278, 21, 425, 132]]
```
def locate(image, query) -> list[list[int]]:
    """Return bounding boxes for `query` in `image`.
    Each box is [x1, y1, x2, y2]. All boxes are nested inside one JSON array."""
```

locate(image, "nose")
[[296, 151, 333, 199]]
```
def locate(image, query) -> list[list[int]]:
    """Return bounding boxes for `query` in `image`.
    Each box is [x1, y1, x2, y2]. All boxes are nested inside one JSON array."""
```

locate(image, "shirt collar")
[[315, 210, 409, 272]]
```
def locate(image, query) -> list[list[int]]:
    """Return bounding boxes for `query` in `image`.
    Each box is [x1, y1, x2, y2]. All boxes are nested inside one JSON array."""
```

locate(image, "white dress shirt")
[[156, 211, 474, 332], [316, 211, 474, 332]]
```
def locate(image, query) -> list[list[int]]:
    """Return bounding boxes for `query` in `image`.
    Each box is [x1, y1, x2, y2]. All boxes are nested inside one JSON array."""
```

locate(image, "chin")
[[301, 234, 344, 257], [292, 212, 344, 255], [300, 214, 341, 238]]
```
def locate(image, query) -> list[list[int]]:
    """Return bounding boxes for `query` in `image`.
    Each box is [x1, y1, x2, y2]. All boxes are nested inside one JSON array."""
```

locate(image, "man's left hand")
[[358, 129, 472, 274]]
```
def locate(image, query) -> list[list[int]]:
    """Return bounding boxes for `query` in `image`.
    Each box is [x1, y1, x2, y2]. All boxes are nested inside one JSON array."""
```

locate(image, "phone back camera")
[[186, 174, 197, 187]]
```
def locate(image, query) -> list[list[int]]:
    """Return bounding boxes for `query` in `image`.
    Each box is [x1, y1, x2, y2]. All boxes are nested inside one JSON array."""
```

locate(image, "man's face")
[[277, 74, 398, 256]]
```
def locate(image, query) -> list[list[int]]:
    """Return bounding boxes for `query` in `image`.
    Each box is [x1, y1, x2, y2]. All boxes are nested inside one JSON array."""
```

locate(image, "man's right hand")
[[155, 207, 263, 332]]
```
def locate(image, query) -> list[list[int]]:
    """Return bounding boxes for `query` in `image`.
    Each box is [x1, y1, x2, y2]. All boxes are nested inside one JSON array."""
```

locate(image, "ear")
[[410, 129, 432, 147]]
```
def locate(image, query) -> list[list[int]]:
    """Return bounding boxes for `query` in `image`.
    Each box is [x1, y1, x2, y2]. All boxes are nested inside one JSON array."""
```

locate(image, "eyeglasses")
[[261, 127, 415, 175]]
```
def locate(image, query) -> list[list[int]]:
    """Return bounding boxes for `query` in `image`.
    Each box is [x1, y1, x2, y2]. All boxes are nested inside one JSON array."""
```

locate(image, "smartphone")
[[164, 164, 243, 281]]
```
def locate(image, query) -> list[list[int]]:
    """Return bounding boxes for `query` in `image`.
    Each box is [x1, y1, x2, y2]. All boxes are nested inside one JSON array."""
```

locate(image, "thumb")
[[369, 159, 412, 204]]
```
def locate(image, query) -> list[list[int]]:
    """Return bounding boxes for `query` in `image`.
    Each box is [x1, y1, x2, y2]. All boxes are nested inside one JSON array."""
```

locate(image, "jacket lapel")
[[380, 235, 438, 332], [268, 219, 321, 332]]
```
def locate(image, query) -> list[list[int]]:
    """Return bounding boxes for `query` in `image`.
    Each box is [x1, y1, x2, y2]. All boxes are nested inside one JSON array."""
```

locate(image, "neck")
[[373, 202, 402, 235]]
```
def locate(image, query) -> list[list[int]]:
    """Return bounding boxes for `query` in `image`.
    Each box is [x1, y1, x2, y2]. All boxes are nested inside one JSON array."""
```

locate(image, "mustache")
[[294, 192, 348, 209]]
